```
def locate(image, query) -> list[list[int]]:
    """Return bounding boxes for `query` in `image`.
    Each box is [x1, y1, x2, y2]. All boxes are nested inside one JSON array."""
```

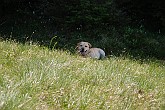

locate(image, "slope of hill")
[[0, 40, 165, 110]]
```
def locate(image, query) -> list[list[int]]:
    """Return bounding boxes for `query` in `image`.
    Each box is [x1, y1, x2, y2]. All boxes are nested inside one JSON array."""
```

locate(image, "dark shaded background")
[[0, 0, 165, 59]]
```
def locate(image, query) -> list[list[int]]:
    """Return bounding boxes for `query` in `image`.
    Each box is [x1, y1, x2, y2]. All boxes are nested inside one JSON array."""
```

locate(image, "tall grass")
[[0, 39, 164, 110]]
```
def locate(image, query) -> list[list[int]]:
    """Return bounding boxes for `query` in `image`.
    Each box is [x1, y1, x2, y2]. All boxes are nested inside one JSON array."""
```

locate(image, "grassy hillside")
[[0, 39, 165, 110]]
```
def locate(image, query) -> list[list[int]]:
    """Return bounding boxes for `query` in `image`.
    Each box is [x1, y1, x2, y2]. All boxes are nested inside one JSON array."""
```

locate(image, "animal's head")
[[76, 42, 92, 56]]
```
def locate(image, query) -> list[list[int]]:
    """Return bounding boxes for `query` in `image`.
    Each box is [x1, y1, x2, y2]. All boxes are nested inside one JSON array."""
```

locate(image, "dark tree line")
[[1, 0, 165, 32], [0, 0, 165, 59], [115, 0, 165, 32]]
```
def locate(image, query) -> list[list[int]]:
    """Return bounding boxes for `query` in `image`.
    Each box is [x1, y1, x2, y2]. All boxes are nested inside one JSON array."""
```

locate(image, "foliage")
[[115, 0, 165, 32], [1, 0, 165, 32], [0, 0, 165, 59]]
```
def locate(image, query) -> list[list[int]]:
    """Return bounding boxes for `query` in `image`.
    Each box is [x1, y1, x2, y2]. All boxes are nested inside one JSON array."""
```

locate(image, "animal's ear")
[[77, 42, 80, 46], [75, 42, 80, 49], [88, 43, 92, 48]]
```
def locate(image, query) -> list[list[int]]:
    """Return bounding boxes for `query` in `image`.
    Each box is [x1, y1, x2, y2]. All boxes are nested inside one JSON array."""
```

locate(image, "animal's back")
[[99, 49, 105, 59]]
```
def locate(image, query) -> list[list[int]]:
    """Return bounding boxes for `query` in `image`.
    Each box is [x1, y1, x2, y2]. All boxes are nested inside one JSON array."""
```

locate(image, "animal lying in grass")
[[76, 41, 105, 59]]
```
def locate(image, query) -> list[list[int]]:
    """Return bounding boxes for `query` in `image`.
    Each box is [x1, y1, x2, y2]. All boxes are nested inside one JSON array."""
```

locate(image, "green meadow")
[[0, 40, 165, 110]]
